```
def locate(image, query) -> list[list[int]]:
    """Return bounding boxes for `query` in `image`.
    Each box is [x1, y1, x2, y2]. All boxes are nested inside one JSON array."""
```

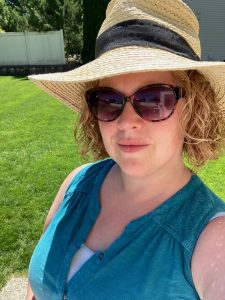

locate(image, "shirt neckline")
[[88, 158, 202, 242], [92, 158, 202, 223], [65, 161, 202, 292]]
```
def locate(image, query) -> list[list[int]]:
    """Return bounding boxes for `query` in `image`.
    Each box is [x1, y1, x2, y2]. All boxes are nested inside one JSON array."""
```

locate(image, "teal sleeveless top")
[[29, 159, 225, 300]]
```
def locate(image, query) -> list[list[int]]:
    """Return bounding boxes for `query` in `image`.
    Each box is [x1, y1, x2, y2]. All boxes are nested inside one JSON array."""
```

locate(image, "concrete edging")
[[0, 276, 27, 300]]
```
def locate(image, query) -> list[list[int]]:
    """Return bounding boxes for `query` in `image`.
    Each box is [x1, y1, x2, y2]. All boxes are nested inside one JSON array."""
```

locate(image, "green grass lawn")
[[0, 76, 89, 289], [0, 76, 224, 290]]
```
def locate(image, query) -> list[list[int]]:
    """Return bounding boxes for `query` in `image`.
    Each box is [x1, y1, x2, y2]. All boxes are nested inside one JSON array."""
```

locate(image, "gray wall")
[[0, 30, 65, 66], [184, 0, 225, 61]]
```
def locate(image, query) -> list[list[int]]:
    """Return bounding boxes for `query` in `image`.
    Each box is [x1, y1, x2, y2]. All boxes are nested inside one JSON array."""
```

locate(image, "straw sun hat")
[[29, 0, 225, 112]]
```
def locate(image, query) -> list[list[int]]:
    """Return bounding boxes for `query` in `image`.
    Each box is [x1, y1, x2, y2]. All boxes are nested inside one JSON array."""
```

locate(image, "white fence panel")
[[0, 30, 65, 66]]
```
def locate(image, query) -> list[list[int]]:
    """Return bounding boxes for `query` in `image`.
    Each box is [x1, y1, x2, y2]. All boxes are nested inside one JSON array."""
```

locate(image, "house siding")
[[184, 0, 225, 61]]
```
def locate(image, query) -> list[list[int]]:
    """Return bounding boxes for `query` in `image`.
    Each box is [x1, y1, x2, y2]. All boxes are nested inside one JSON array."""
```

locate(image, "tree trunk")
[[82, 0, 110, 64]]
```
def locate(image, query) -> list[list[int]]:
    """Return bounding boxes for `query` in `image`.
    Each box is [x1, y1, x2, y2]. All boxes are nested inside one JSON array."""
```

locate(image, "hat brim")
[[29, 46, 225, 112]]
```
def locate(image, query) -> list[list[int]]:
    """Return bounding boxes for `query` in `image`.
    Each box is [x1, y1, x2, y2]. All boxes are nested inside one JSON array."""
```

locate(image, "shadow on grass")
[[12, 76, 29, 81]]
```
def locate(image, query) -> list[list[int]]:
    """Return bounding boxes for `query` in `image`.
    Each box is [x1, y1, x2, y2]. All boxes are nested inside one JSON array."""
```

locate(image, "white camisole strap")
[[210, 211, 225, 221], [67, 244, 95, 281], [67, 212, 225, 281]]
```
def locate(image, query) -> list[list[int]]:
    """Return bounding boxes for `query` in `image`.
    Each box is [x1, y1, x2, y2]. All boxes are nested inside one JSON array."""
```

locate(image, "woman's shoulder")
[[191, 216, 225, 299], [65, 159, 114, 192], [154, 174, 225, 252], [43, 163, 91, 231], [43, 159, 114, 231], [181, 174, 225, 221], [55, 162, 93, 201], [63, 163, 92, 191]]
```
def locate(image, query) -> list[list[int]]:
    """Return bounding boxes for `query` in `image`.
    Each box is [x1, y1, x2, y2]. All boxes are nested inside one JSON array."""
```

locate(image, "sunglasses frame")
[[86, 84, 183, 122]]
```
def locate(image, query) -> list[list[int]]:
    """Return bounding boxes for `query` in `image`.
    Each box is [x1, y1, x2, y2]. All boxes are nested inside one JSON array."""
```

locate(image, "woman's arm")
[[191, 216, 225, 300], [26, 281, 36, 300], [26, 164, 90, 299]]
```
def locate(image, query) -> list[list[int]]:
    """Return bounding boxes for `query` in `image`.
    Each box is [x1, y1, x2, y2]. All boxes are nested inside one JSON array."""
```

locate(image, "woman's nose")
[[116, 102, 143, 130]]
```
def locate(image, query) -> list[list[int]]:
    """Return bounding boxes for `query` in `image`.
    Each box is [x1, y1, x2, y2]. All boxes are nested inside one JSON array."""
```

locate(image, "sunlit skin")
[[98, 71, 191, 201], [97, 72, 225, 299], [84, 71, 193, 256], [191, 216, 225, 299]]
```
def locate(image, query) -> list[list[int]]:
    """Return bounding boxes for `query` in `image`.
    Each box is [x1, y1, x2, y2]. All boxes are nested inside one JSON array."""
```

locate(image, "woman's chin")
[[115, 158, 154, 178]]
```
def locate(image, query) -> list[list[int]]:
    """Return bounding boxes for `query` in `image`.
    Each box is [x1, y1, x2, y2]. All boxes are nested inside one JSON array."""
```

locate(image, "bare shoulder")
[[43, 163, 91, 231], [191, 216, 225, 299]]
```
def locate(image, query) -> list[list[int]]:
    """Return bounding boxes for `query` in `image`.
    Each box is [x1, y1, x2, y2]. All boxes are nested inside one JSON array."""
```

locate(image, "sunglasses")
[[86, 84, 183, 122]]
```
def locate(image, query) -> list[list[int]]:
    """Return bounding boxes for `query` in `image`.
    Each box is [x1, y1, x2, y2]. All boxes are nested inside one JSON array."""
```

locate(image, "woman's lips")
[[118, 143, 149, 153]]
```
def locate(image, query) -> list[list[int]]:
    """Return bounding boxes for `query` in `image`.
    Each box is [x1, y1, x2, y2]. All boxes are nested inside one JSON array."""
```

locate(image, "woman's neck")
[[108, 160, 192, 207]]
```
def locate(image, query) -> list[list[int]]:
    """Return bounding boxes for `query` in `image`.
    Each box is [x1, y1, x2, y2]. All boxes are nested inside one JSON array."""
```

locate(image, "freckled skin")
[[191, 217, 225, 299]]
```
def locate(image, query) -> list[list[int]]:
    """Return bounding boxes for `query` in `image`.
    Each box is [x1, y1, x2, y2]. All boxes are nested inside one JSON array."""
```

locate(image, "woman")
[[27, 0, 225, 299]]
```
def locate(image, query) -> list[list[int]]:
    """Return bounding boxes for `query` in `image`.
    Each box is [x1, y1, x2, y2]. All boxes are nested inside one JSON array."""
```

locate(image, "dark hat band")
[[95, 19, 200, 61]]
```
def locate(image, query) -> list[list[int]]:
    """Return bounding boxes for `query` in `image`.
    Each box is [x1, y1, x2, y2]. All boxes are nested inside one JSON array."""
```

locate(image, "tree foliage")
[[63, 0, 82, 56], [0, 0, 9, 29], [0, 0, 28, 31], [0, 0, 110, 61], [0, 0, 83, 57]]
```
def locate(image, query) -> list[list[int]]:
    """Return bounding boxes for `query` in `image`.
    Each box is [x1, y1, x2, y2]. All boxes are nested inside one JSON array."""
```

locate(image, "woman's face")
[[98, 71, 186, 178]]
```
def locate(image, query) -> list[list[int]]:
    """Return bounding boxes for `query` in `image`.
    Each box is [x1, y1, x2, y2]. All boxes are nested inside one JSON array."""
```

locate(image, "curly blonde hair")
[[74, 70, 225, 168]]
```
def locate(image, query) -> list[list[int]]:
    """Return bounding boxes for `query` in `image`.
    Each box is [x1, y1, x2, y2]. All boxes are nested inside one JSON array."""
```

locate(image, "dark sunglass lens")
[[134, 86, 177, 121], [88, 90, 123, 121]]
